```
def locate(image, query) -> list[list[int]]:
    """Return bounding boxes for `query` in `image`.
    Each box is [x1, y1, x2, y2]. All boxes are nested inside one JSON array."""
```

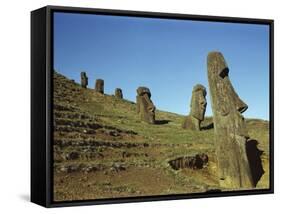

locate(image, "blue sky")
[[53, 12, 270, 120]]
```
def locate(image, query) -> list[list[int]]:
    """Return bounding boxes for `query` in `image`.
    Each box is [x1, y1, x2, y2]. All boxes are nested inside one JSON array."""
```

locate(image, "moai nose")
[[201, 100, 207, 108], [236, 98, 248, 113], [148, 105, 155, 113], [228, 81, 248, 113]]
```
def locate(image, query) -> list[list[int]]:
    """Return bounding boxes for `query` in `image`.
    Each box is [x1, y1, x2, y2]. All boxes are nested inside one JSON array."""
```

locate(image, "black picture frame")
[[31, 5, 274, 208]]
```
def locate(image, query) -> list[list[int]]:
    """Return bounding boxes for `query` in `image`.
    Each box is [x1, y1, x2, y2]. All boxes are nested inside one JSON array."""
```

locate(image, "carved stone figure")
[[115, 88, 123, 99], [136, 87, 156, 124], [80, 72, 88, 88], [207, 51, 256, 189], [182, 84, 207, 130], [95, 79, 104, 94]]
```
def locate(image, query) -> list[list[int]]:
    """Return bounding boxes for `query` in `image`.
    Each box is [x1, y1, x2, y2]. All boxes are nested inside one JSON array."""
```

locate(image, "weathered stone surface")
[[136, 87, 155, 124], [95, 79, 104, 94], [207, 51, 263, 189], [168, 153, 208, 170], [80, 72, 88, 88], [182, 84, 207, 130], [115, 88, 123, 99]]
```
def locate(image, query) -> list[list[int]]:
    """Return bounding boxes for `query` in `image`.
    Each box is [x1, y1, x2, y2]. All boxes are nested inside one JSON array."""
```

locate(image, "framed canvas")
[[31, 5, 274, 207]]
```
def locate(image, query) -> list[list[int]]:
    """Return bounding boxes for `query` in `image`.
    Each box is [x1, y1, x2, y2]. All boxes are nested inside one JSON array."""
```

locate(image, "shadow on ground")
[[201, 122, 214, 130], [155, 120, 171, 125], [246, 139, 265, 186]]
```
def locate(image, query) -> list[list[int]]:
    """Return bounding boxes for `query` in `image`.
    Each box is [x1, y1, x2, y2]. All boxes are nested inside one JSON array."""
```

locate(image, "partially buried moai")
[[80, 72, 88, 88], [95, 79, 104, 94], [115, 88, 123, 99], [207, 51, 254, 189], [182, 84, 207, 131], [136, 87, 156, 124]]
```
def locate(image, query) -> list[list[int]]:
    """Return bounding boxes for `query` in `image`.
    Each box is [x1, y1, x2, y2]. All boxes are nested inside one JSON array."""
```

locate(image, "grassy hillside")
[[53, 71, 269, 201]]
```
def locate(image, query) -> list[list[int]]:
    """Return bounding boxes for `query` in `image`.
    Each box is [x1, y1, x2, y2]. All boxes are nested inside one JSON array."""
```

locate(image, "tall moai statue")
[[80, 72, 88, 88], [182, 84, 207, 131], [95, 79, 104, 94], [207, 51, 254, 189], [136, 87, 156, 124], [115, 88, 123, 99]]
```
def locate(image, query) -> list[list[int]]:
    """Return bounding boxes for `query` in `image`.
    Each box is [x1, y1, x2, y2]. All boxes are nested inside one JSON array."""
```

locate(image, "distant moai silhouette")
[[115, 88, 123, 99], [80, 72, 88, 88], [95, 79, 104, 94], [136, 87, 156, 124], [182, 84, 207, 131], [207, 51, 256, 189]]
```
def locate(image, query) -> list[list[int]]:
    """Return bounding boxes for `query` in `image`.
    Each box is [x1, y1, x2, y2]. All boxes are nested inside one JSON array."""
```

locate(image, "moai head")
[[207, 51, 254, 188], [115, 88, 123, 99], [182, 84, 207, 131], [95, 79, 104, 94], [136, 87, 156, 124], [190, 84, 207, 121], [80, 72, 88, 88]]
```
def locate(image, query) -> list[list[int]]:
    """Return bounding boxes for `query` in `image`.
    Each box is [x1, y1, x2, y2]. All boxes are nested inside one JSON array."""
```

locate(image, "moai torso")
[[182, 84, 207, 131], [207, 51, 254, 189], [136, 87, 155, 124], [95, 79, 104, 94], [115, 88, 123, 99], [80, 72, 88, 88]]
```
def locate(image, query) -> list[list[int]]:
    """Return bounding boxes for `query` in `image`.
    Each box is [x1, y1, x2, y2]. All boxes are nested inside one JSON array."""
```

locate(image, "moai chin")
[[207, 51, 254, 189], [182, 84, 207, 131], [95, 79, 104, 94], [115, 88, 123, 99], [136, 87, 156, 124], [80, 72, 88, 88]]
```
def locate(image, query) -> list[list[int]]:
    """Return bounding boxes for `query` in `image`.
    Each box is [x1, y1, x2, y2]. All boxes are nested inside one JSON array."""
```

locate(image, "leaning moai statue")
[[207, 51, 254, 189], [182, 84, 207, 131], [115, 88, 123, 99], [80, 72, 88, 88], [136, 87, 156, 124], [95, 79, 104, 94]]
